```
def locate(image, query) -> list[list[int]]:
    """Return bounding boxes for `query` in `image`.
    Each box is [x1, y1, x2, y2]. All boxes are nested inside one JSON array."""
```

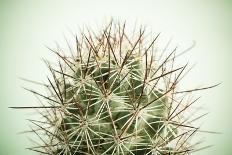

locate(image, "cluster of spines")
[[12, 21, 218, 155]]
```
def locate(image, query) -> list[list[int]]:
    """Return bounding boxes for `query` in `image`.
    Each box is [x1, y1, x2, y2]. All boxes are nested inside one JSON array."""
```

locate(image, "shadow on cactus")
[[11, 21, 219, 155]]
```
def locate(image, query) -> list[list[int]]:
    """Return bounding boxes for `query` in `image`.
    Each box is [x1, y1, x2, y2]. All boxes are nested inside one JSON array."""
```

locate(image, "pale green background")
[[0, 0, 231, 154]]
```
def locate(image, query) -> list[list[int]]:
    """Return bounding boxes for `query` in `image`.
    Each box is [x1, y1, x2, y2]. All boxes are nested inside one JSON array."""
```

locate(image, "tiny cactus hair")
[[12, 21, 219, 155]]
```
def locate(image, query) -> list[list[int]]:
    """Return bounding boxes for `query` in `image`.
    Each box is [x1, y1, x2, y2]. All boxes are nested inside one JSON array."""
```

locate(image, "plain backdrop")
[[0, 0, 231, 154]]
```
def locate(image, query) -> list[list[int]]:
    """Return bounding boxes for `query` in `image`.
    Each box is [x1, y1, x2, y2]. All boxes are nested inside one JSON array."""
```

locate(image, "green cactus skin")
[[13, 21, 216, 155], [60, 52, 173, 155]]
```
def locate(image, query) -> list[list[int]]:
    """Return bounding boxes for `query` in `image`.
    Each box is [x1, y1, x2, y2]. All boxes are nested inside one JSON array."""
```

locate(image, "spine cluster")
[[15, 21, 215, 155]]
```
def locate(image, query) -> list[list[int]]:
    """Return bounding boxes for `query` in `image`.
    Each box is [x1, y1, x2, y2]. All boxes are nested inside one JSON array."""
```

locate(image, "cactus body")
[[15, 21, 212, 155]]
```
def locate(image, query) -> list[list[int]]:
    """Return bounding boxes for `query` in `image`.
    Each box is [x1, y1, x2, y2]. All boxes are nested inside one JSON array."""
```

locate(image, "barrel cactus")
[[12, 21, 218, 155]]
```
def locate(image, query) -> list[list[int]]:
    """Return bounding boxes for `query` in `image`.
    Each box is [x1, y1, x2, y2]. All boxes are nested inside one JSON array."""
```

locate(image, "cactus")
[[12, 21, 218, 155]]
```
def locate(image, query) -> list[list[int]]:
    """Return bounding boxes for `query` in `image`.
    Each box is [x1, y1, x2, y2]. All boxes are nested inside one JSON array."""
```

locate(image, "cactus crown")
[[14, 21, 217, 155]]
